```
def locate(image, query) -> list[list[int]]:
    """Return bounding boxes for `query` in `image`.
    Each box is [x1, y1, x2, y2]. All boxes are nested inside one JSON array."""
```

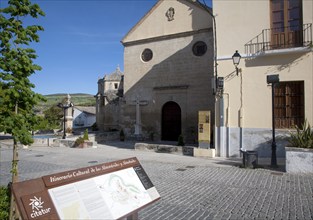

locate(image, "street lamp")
[[232, 50, 241, 75], [267, 74, 280, 167], [57, 102, 73, 139]]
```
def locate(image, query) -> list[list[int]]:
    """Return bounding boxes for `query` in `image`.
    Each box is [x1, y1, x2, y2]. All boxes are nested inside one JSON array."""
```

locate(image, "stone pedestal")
[[286, 147, 313, 173], [193, 148, 215, 158]]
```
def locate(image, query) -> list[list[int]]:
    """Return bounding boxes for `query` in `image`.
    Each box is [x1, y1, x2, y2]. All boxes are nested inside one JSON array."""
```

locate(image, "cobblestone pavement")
[[1, 141, 313, 220]]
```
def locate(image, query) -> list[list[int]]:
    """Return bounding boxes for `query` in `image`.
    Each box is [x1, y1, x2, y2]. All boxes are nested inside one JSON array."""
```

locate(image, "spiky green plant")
[[288, 119, 313, 148], [83, 129, 89, 140]]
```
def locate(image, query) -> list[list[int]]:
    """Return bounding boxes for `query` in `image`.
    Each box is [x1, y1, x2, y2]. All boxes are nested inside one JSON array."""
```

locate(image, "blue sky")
[[2, 0, 211, 95]]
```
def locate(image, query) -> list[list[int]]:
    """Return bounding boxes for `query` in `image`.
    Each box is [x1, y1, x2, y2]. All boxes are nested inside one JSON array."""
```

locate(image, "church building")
[[95, 66, 124, 131], [97, 0, 215, 143], [121, 0, 215, 142]]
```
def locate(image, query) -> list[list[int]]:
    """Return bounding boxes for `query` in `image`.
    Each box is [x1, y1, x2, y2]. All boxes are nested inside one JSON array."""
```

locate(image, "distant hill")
[[35, 93, 96, 113], [45, 93, 93, 97]]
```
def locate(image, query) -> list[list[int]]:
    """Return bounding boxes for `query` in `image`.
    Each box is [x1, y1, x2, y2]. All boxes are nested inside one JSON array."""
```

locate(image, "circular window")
[[141, 48, 153, 62], [192, 41, 207, 56]]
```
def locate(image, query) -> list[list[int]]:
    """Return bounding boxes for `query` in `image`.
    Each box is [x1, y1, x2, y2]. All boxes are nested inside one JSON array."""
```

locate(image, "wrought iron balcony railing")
[[245, 23, 312, 55]]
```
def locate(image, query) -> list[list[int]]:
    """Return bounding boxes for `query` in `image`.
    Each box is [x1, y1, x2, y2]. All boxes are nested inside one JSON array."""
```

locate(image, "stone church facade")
[[97, 0, 214, 143]]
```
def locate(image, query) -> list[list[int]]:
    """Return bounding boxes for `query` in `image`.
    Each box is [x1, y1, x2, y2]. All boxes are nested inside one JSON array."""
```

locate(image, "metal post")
[[271, 83, 277, 167], [63, 108, 66, 139], [267, 74, 279, 168]]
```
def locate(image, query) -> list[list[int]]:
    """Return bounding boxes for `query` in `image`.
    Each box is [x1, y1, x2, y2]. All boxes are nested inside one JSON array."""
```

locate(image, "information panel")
[[198, 111, 211, 148], [12, 157, 160, 220]]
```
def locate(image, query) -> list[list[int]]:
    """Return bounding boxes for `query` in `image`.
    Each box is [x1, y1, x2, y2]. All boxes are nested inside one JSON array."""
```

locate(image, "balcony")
[[245, 23, 312, 55]]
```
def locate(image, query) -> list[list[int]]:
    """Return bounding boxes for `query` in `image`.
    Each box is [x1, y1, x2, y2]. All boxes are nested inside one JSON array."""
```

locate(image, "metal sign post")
[[267, 74, 280, 168]]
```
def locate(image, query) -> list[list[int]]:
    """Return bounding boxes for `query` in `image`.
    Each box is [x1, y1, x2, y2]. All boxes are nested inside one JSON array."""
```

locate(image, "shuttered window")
[[270, 0, 303, 48], [274, 81, 304, 128]]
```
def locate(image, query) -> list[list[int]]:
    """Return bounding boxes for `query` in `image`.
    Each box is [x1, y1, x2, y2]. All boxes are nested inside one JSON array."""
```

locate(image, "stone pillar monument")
[[65, 94, 73, 132], [132, 96, 148, 139]]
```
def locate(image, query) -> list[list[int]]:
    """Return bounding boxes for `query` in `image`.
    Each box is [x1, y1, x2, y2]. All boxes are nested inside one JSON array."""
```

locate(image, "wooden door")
[[162, 101, 181, 141]]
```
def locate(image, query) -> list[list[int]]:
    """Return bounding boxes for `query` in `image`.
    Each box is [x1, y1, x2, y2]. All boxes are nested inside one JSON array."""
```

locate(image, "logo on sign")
[[29, 196, 51, 218]]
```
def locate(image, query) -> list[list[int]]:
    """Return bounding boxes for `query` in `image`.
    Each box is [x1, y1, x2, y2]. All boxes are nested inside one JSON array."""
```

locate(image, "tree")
[[43, 105, 63, 129], [0, 0, 45, 218], [32, 115, 51, 131], [0, 0, 45, 179]]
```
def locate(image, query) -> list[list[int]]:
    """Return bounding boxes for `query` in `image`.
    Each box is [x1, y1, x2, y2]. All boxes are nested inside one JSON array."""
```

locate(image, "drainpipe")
[[224, 93, 230, 157], [219, 94, 228, 157], [239, 68, 244, 155]]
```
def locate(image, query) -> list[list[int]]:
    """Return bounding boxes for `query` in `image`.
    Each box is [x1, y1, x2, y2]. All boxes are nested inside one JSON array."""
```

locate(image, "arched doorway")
[[162, 101, 181, 141]]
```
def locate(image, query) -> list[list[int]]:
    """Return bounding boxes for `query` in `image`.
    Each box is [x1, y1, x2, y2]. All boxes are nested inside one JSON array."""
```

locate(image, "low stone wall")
[[286, 147, 313, 174], [31, 132, 120, 148], [135, 143, 182, 153], [135, 143, 215, 158], [94, 131, 119, 142], [32, 138, 55, 146], [51, 139, 75, 147]]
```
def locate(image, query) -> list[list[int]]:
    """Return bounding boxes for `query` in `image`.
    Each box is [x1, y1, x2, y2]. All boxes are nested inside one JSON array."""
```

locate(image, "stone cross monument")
[[131, 96, 148, 138]]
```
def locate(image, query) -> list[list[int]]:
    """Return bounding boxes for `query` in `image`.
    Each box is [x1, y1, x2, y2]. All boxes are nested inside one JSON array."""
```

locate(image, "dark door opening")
[[162, 101, 181, 141]]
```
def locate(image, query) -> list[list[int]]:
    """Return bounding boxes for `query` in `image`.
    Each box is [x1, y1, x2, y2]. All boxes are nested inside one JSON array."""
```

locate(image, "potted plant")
[[286, 119, 313, 173], [74, 136, 87, 148], [177, 135, 185, 146], [83, 129, 89, 141]]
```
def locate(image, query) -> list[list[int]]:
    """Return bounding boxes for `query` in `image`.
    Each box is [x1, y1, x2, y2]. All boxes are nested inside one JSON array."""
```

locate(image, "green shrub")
[[288, 119, 313, 148], [74, 136, 85, 147], [177, 135, 185, 146], [0, 186, 10, 220], [120, 129, 125, 141], [83, 129, 89, 140]]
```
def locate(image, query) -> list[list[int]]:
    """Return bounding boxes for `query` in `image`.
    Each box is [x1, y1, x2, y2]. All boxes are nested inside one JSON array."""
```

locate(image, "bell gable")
[[121, 0, 212, 45]]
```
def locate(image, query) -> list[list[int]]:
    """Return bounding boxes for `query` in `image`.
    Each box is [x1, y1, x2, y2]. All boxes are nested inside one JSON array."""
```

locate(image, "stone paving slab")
[[1, 141, 313, 220]]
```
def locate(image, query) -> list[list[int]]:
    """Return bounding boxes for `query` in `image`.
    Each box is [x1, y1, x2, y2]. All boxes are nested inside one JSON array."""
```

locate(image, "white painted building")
[[212, 0, 312, 158], [73, 106, 96, 129]]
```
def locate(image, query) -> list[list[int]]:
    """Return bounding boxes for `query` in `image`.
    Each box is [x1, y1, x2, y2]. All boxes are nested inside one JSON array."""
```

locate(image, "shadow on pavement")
[[97, 141, 136, 149], [97, 140, 186, 150], [0, 135, 13, 140], [213, 158, 242, 167], [214, 157, 286, 172]]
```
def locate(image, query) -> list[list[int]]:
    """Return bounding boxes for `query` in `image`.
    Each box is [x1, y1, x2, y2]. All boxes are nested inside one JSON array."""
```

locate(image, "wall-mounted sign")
[[198, 111, 211, 148], [12, 157, 160, 220]]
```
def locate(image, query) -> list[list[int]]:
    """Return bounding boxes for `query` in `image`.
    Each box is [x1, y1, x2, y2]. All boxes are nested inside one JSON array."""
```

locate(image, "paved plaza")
[[1, 140, 313, 220]]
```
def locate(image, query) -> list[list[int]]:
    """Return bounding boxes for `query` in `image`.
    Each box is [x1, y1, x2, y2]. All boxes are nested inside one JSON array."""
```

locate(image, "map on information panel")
[[48, 167, 155, 219]]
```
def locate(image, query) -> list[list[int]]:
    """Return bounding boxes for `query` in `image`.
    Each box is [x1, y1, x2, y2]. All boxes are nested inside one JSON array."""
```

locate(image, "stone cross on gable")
[[130, 96, 148, 136], [66, 94, 71, 105]]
